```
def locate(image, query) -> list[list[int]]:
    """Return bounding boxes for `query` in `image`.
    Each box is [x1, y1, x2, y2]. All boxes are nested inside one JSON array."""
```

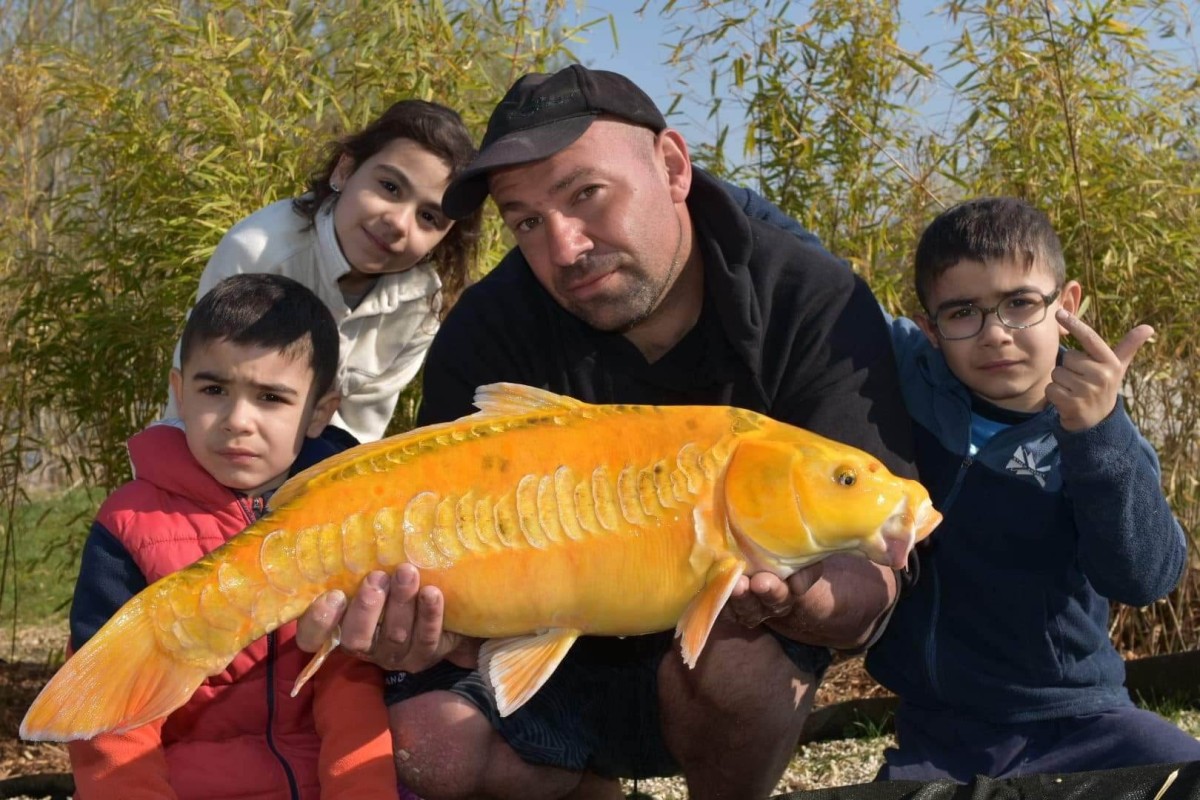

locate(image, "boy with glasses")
[[865, 196, 1200, 780]]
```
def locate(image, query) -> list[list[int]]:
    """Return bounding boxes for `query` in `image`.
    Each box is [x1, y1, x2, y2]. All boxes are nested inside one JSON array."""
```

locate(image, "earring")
[[330, 182, 340, 193]]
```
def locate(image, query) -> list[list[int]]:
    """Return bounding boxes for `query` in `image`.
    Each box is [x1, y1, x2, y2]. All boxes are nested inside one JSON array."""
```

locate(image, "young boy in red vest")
[[68, 274, 399, 799]]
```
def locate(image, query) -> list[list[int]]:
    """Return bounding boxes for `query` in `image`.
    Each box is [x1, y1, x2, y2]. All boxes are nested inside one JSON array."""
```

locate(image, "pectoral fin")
[[479, 628, 581, 717], [291, 625, 341, 697], [675, 558, 745, 668]]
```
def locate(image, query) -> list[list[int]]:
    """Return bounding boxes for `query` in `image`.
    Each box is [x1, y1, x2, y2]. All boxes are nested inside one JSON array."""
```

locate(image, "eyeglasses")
[[930, 288, 1061, 341]]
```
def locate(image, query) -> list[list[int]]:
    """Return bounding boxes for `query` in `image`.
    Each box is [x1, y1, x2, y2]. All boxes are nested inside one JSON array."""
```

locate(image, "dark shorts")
[[384, 629, 830, 779]]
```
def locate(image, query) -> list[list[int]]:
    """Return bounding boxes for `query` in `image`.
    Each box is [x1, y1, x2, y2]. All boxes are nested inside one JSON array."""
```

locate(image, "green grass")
[[843, 708, 895, 740], [0, 485, 100, 628]]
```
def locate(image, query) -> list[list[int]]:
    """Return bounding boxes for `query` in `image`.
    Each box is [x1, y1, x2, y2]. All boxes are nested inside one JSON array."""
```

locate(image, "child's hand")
[[1047, 309, 1154, 432]]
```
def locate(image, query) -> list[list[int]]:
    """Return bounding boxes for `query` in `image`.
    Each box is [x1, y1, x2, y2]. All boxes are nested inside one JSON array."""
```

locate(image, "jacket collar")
[[688, 169, 763, 383]]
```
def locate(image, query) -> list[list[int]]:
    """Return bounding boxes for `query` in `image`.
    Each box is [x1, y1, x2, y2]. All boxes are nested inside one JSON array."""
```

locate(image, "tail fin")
[[20, 595, 210, 742]]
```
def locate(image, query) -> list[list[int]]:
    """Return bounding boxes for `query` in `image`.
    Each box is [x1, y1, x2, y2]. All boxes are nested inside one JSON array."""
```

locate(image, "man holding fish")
[[297, 65, 920, 799]]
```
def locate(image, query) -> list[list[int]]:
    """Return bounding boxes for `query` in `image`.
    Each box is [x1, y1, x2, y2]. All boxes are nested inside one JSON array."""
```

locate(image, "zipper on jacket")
[[265, 631, 301, 800], [235, 495, 261, 527], [923, 564, 943, 698], [236, 493, 300, 799], [941, 454, 973, 513], [923, 452, 973, 700]]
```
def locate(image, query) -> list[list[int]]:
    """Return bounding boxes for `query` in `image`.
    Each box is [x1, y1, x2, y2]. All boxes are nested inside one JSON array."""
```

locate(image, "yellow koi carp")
[[22, 383, 940, 742]]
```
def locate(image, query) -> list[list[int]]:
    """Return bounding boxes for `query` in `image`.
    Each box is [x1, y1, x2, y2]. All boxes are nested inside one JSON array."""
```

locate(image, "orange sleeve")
[[313, 651, 400, 799], [68, 719, 177, 800]]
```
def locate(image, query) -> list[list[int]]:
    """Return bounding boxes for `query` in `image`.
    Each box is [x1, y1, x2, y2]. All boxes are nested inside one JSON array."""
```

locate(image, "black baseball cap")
[[442, 64, 667, 220]]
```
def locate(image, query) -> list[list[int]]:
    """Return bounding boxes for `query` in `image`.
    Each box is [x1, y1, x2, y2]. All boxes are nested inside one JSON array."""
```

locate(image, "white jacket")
[[169, 199, 440, 442]]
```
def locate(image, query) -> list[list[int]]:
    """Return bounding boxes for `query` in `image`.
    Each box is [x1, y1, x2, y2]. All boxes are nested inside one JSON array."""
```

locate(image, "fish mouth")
[[867, 496, 942, 570], [725, 494, 943, 576], [914, 499, 942, 541]]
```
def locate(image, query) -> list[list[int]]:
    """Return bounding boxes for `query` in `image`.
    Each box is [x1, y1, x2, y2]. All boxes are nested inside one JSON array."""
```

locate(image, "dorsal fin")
[[270, 384, 589, 510], [268, 418, 461, 509], [471, 383, 589, 418]]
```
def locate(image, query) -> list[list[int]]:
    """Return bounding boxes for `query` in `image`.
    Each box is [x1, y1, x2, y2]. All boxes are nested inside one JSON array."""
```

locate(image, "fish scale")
[[20, 382, 941, 741], [215, 432, 733, 648], [399, 444, 720, 567]]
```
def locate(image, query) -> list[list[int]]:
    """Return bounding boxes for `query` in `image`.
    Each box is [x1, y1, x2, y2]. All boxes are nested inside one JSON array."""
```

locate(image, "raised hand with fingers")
[[1046, 309, 1154, 432]]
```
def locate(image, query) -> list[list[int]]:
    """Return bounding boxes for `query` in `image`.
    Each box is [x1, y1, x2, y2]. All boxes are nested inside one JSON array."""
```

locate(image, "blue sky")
[[564, 1, 959, 150], [562, 1, 1198, 159]]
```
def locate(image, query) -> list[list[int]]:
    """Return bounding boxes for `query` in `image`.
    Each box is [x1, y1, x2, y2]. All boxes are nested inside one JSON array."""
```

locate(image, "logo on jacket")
[[1006, 433, 1057, 487]]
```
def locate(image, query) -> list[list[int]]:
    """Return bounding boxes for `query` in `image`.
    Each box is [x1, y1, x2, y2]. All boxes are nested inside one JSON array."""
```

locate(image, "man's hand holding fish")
[[724, 554, 896, 647], [299, 563, 479, 672]]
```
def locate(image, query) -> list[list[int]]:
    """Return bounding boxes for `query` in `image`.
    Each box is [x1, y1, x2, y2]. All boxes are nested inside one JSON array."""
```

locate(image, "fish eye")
[[835, 468, 857, 487]]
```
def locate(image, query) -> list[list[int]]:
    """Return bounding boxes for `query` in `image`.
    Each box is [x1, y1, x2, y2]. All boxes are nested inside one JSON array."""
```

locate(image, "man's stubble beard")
[[574, 211, 686, 335]]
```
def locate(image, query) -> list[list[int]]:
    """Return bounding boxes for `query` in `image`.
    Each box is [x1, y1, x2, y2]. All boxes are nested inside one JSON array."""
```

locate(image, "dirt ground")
[[815, 651, 895, 704], [0, 627, 71, 782], [6, 627, 1198, 799]]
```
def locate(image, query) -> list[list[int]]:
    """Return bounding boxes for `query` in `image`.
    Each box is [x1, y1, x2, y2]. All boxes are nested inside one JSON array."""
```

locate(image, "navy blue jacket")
[[865, 317, 1187, 723]]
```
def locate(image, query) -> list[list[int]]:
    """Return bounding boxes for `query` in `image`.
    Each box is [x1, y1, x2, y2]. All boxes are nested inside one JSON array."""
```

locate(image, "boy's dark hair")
[[914, 197, 1067, 310], [293, 99, 482, 316], [180, 274, 339, 399]]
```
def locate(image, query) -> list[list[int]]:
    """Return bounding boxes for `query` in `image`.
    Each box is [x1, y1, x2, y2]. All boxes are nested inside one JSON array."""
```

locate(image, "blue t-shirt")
[[968, 396, 1037, 456]]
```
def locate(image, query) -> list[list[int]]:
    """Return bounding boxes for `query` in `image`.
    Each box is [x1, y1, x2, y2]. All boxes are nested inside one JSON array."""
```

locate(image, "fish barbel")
[[21, 383, 940, 742]]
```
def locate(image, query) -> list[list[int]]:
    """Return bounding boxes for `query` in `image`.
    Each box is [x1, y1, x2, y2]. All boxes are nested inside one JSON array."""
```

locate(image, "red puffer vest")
[[93, 424, 326, 799]]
